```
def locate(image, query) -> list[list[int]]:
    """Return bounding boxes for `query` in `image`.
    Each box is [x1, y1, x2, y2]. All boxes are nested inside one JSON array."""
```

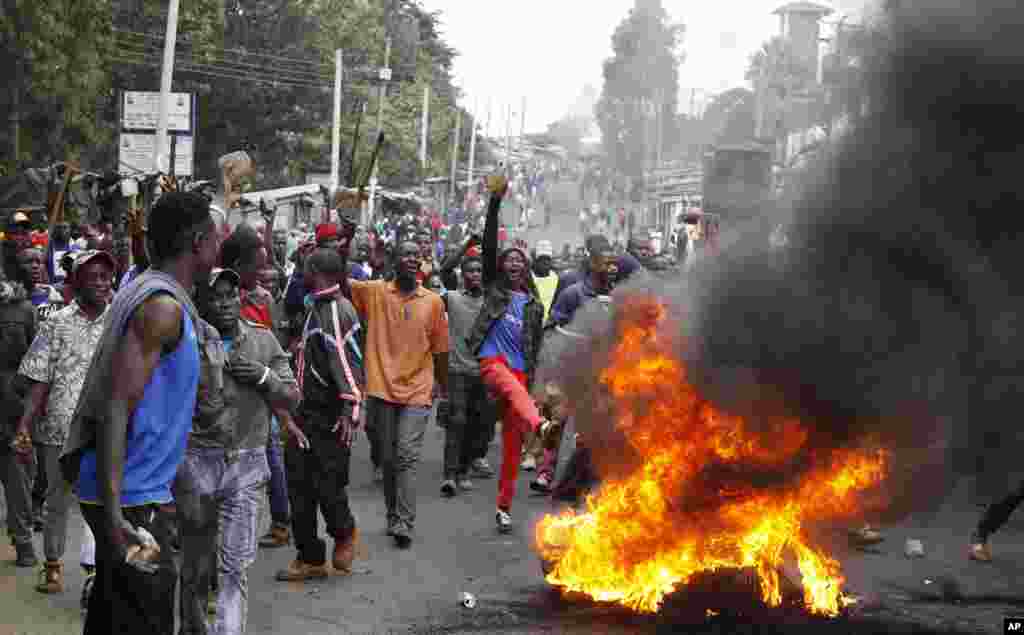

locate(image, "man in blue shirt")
[[61, 192, 220, 635]]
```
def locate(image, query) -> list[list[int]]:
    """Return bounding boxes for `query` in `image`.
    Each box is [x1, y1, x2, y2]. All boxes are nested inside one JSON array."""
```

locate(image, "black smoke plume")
[[550, 0, 1024, 523]]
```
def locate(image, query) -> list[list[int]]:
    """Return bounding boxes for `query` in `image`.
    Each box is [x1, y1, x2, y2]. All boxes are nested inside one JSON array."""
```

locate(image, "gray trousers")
[[174, 447, 269, 635], [0, 444, 34, 546], [367, 398, 431, 531], [37, 444, 73, 561]]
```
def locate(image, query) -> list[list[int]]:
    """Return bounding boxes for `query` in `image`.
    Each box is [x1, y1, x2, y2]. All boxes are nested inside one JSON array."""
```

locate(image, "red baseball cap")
[[315, 223, 339, 244]]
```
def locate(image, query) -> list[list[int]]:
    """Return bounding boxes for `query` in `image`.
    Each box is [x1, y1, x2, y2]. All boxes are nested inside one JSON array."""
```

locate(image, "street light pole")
[[153, 0, 180, 173], [367, 37, 391, 224], [465, 98, 477, 209], [330, 48, 343, 198]]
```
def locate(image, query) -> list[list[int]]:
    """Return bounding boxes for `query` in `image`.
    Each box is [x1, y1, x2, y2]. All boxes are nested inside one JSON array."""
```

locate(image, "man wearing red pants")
[[467, 176, 548, 533]]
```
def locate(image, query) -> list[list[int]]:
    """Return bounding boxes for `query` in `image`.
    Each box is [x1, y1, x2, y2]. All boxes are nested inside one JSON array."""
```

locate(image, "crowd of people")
[[0, 166, 668, 635]]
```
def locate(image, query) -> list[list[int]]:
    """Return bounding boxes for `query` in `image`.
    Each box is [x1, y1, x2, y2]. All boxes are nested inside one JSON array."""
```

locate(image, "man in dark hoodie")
[[467, 176, 550, 534], [277, 248, 365, 580], [0, 276, 38, 567]]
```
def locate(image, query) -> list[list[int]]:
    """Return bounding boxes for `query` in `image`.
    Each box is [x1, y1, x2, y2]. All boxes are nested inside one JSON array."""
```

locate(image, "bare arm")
[[100, 294, 182, 549], [433, 352, 449, 397], [14, 381, 48, 444]]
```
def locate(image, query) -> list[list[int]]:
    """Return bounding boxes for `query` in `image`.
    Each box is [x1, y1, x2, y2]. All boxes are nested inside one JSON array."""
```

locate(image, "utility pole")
[[504, 104, 512, 172], [330, 48, 343, 196], [520, 96, 527, 153], [153, 0, 180, 173], [367, 37, 391, 223], [449, 103, 461, 211], [465, 98, 478, 209], [419, 84, 430, 173], [485, 98, 492, 139]]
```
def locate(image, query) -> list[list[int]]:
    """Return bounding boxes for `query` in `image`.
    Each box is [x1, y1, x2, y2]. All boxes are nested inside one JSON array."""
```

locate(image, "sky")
[[418, 0, 871, 134]]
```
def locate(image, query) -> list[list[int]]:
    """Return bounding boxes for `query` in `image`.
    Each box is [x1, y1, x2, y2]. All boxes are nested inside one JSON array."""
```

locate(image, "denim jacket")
[[466, 189, 545, 388]]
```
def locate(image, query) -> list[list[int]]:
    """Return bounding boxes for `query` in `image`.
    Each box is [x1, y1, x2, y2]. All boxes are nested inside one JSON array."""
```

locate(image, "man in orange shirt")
[[347, 239, 449, 549]]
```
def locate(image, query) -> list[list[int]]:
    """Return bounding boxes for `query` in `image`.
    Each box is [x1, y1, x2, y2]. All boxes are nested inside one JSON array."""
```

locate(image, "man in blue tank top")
[[60, 192, 220, 635]]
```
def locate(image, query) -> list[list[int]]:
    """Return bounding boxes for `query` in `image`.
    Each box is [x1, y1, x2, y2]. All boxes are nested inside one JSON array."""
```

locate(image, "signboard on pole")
[[122, 91, 194, 132], [119, 133, 194, 176], [119, 90, 196, 176]]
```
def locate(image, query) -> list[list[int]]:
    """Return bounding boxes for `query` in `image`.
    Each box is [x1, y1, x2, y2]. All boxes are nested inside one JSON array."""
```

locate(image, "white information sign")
[[119, 133, 194, 176], [122, 91, 193, 132]]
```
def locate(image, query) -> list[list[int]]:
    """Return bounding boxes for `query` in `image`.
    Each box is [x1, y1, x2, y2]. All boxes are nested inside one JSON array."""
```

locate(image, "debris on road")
[[904, 539, 925, 558]]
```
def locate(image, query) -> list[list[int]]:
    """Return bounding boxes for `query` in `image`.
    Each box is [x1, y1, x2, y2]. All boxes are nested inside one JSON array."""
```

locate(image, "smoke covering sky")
[[418, 0, 874, 134], [542, 0, 1024, 521]]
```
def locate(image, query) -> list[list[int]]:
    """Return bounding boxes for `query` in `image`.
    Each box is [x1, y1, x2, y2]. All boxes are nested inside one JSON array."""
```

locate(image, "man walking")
[[60, 191, 220, 635], [348, 236, 449, 548], [0, 277, 38, 568], [277, 249, 365, 580], [16, 251, 115, 594], [438, 239, 493, 496], [177, 267, 299, 634]]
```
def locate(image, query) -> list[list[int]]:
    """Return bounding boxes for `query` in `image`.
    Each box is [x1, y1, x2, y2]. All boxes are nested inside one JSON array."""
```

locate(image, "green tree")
[[0, 0, 116, 169], [544, 116, 586, 159], [595, 0, 683, 180], [702, 87, 756, 145]]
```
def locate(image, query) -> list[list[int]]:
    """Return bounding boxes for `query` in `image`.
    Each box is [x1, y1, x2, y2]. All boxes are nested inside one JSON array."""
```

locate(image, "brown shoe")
[[332, 528, 359, 573], [275, 560, 329, 582], [848, 525, 884, 548], [259, 524, 291, 549], [35, 560, 64, 594], [969, 542, 993, 563]]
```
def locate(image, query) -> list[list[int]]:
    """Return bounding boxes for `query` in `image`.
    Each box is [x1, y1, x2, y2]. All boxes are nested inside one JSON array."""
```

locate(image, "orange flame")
[[535, 295, 887, 616]]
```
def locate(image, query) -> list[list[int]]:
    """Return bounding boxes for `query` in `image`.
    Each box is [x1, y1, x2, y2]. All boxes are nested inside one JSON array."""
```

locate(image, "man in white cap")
[[16, 250, 115, 595], [531, 240, 557, 323]]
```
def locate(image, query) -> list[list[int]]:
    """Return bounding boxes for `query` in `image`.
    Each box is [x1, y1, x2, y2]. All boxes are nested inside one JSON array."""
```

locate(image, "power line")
[[113, 37, 334, 82], [111, 27, 340, 69], [112, 39, 332, 85], [109, 55, 330, 90]]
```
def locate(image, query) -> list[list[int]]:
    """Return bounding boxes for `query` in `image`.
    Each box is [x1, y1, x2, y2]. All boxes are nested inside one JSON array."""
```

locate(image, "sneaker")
[[35, 560, 64, 594], [275, 560, 330, 582], [496, 509, 512, 534], [471, 459, 495, 479], [332, 528, 359, 573], [373, 466, 384, 483], [80, 572, 95, 613], [848, 525, 884, 548], [392, 524, 412, 549], [440, 479, 457, 498], [457, 477, 474, 491], [530, 474, 553, 494], [969, 542, 993, 563], [15, 542, 37, 568], [520, 455, 537, 472], [259, 523, 291, 549]]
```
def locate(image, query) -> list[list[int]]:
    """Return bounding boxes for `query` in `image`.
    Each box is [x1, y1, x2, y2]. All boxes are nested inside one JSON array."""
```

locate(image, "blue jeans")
[[174, 447, 269, 635], [267, 417, 289, 526]]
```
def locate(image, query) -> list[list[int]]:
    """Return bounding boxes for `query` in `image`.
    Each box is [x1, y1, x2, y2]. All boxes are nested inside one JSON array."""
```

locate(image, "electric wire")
[[110, 55, 329, 90], [113, 44, 333, 85], [111, 26, 337, 69], [113, 36, 334, 82], [112, 35, 390, 84]]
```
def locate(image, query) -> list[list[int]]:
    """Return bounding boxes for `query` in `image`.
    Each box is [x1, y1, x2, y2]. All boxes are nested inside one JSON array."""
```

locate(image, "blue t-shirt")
[[78, 310, 200, 507], [478, 291, 528, 371]]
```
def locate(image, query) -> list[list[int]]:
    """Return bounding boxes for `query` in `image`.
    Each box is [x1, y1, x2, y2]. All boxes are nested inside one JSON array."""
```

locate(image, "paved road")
[[3, 423, 1024, 635]]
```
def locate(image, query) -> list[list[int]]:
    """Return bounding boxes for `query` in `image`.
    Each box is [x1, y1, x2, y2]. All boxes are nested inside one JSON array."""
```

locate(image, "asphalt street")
[[3, 421, 1024, 635]]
